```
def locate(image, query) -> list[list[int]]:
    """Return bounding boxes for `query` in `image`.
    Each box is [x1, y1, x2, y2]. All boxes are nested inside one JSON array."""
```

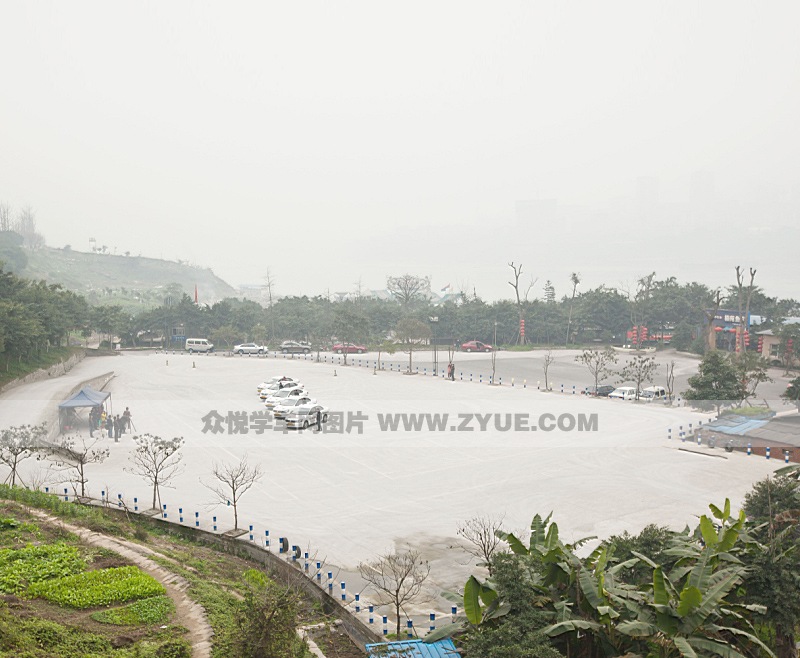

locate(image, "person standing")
[[106, 414, 113, 438], [122, 407, 132, 433]]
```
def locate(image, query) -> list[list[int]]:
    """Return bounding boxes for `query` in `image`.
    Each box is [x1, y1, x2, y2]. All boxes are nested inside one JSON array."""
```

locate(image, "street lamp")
[[429, 316, 439, 376], [491, 320, 498, 384]]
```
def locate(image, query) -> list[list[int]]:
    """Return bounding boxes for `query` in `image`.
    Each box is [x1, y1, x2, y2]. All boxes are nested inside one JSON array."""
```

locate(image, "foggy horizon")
[[1, 2, 798, 302]]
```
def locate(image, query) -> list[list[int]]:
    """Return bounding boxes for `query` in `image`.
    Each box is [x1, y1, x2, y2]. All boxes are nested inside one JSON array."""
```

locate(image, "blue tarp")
[[365, 639, 458, 658], [57, 387, 110, 409], [707, 415, 770, 436]]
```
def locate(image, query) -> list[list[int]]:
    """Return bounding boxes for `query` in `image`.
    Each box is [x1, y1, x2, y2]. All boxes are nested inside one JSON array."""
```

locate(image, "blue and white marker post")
[[162, 504, 167, 519], [101, 489, 105, 504], [355, 593, 360, 613], [213, 516, 217, 532], [368, 605, 374, 624], [766, 447, 771, 460], [429, 613, 436, 632], [179, 508, 184, 523], [668, 428, 672, 440], [117, 494, 123, 508], [304, 552, 309, 573], [451, 606, 458, 622], [785, 450, 791, 464], [407, 619, 413, 638], [64, 488, 68, 502], [316, 562, 322, 583], [382, 616, 388, 636], [340, 582, 346, 602], [265, 530, 270, 550], [195, 512, 199, 527], [328, 572, 333, 594], [747, 442, 752, 456]]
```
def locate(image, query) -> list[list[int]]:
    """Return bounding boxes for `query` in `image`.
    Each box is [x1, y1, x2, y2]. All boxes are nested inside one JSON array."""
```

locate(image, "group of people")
[[89, 406, 133, 440], [446, 362, 456, 380]]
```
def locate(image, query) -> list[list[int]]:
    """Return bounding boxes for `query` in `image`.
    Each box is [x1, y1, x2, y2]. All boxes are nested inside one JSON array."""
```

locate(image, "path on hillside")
[[26, 508, 213, 658]]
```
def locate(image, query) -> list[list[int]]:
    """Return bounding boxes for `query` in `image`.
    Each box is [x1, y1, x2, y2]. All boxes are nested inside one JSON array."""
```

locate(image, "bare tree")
[[735, 266, 757, 355], [704, 289, 723, 352], [264, 268, 276, 340], [46, 435, 110, 498], [507, 262, 537, 345], [125, 434, 185, 510], [14, 206, 45, 249], [386, 274, 431, 307], [665, 360, 676, 402], [575, 347, 618, 392], [0, 202, 12, 232], [542, 350, 555, 391], [565, 272, 581, 346], [202, 455, 263, 530], [456, 514, 506, 574], [358, 549, 431, 636], [0, 424, 45, 487]]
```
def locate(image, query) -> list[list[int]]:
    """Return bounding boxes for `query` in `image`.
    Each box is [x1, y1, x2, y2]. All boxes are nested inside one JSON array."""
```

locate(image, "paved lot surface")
[[1, 350, 791, 598]]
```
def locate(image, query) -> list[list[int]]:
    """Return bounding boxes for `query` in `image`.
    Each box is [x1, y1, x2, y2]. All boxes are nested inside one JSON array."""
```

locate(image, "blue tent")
[[58, 387, 110, 409], [365, 639, 458, 658]]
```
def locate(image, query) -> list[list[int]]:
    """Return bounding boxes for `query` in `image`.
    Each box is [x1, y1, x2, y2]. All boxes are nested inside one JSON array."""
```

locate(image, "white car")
[[640, 386, 668, 402], [234, 342, 267, 355], [285, 404, 330, 430], [272, 396, 315, 420], [257, 376, 300, 394], [608, 386, 638, 400], [263, 387, 309, 409]]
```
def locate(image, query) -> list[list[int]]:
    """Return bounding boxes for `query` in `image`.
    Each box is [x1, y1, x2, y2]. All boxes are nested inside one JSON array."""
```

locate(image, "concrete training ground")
[[0, 349, 793, 600]]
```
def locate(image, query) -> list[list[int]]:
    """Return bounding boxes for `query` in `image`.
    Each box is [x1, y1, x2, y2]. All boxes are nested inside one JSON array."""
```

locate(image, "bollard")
[[316, 562, 322, 582], [766, 447, 771, 460], [470, 373, 472, 381], [451, 606, 458, 622], [429, 613, 436, 632], [249, 525, 253, 541], [64, 488, 68, 502], [407, 619, 413, 638], [697, 434, 702, 446], [213, 516, 217, 532], [134, 497, 138, 512], [499, 377, 502, 385], [523, 378, 527, 388], [195, 511, 199, 527], [45, 487, 49, 493], [560, 383, 564, 393], [118, 493, 123, 507], [193, 361, 196, 369], [341, 582, 346, 601], [265, 530, 270, 549], [179, 508, 184, 523], [785, 450, 790, 464], [668, 428, 672, 440], [279, 538, 285, 554], [355, 593, 360, 612], [304, 552, 309, 573], [537, 380, 540, 390], [511, 378, 514, 387], [369, 605, 374, 624], [101, 490, 105, 502], [572, 385, 576, 394], [382, 616, 388, 636], [747, 443, 752, 456], [162, 504, 167, 519], [479, 374, 482, 383]]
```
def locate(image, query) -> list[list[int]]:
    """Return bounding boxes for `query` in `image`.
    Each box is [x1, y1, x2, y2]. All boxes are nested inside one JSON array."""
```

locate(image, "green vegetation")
[[91, 595, 175, 625], [0, 543, 85, 594], [27, 565, 165, 609]]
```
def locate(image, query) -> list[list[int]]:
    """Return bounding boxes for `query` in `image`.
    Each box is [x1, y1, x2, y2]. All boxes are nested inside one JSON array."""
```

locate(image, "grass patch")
[[0, 346, 82, 390], [28, 565, 165, 609], [91, 595, 175, 625], [0, 543, 85, 594]]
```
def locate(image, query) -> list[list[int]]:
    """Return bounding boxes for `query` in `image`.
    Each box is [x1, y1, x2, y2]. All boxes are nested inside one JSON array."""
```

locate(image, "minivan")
[[185, 338, 214, 353], [640, 386, 668, 401]]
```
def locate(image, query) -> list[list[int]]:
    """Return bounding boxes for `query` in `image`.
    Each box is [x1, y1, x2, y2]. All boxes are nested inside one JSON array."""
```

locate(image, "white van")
[[608, 386, 638, 400], [185, 338, 214, 353], [640, 386, 668, 401]]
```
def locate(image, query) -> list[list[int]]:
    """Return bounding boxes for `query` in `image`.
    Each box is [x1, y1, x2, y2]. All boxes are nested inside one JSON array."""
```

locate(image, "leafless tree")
[[735, 266, 757, 355], [542, 351, 555, 390], [386, 274, 431, 307], [0, 424, 46, 487], [704, 289, 723, 352], [125, 434, 185, 510], [264, 268, 276, 340], [0, 202, 12, 232], [456, 514, 506, 574], [565, 272, 581, 346], [358, 549, 431, 636], [665, 360, 676, 402], [202, 455, 263, 530], [575, 347, 618, 392], [507, 262, 537, 345], [46, 435, 110, 498]]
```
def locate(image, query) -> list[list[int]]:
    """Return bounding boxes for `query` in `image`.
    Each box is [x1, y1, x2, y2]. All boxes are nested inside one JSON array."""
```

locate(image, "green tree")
[[575, 347, 617, 392], [617, 354, 658, 400], [684, 351, 745, 414], [743, 476, 800, 658]]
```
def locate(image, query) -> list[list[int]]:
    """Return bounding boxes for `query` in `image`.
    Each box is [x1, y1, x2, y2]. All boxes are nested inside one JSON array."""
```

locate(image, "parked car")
[[263, 387, 309, 409], [461, 340, 492, 353], [272, 396, 314, 420], [332, 343, 366, 354], [280, 340, 311, 354], [258, 379, 302, 398], [640, 386, 668, 401], [608, 386, 638, 400], [285, 404, 330, 429], [234, 342, 266, 355], [185, 338, 214, 353], [584, 384, 615, 397]]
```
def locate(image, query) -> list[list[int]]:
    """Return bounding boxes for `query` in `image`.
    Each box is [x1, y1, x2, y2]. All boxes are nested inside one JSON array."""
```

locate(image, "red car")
[[332, 343, 367, 354], [461, 340, 493, 353]]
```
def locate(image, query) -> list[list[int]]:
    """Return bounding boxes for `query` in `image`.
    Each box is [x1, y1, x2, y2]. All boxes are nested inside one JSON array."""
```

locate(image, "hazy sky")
[[1, 2, 799, 301]]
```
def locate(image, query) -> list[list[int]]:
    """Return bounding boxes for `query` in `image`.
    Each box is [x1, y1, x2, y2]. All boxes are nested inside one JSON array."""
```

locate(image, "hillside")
[[21, 246, 238, 309]]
